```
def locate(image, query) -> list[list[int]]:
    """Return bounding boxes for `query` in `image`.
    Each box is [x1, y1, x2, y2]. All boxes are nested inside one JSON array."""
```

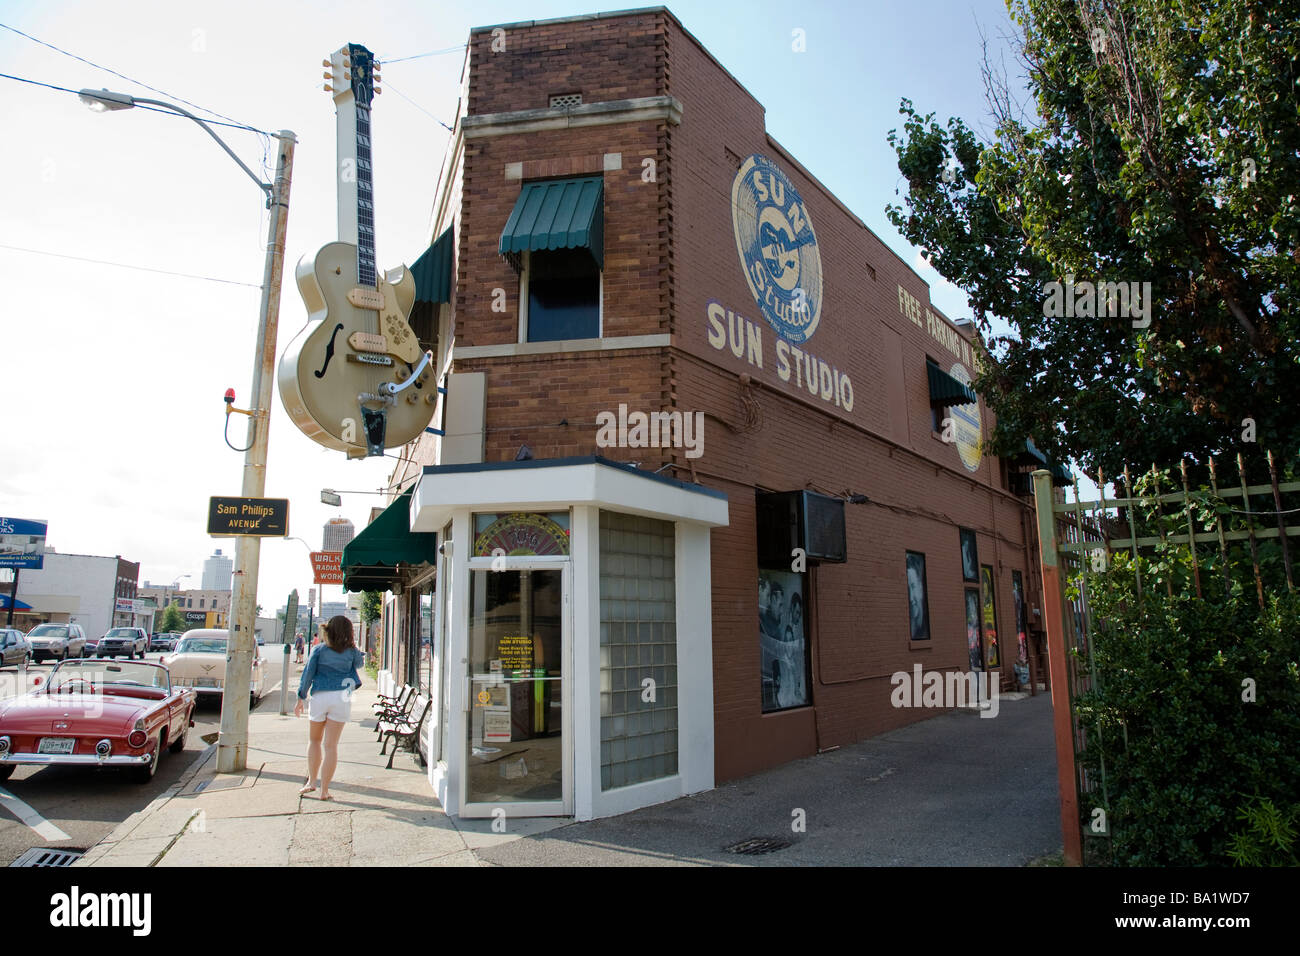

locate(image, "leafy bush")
[[1076, 548, 1300, 865]]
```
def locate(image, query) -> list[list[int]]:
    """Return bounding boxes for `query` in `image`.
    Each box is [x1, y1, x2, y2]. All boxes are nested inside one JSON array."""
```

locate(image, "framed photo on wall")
[[759, 569, 809, 712], [980, 564, 1000, 668], [965, 588, 983, 671], [959, 528, 979, 582], [905, 551, 931, 641]]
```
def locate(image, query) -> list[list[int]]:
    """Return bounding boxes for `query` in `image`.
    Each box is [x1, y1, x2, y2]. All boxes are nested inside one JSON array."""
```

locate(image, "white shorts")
[[308, 690, 352, 723]]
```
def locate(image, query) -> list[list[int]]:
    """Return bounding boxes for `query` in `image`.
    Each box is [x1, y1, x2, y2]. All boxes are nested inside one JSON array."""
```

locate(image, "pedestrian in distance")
[[294, 616, 365, 801], [293, 631, 304, 664]]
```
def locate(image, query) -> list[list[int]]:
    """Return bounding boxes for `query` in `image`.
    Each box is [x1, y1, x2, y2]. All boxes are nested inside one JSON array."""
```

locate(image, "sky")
[[0, 0, 1029, 614]]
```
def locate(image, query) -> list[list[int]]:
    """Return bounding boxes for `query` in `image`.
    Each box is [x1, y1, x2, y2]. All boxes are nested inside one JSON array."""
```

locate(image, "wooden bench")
[[372, 685, 417, 739], [374, 683, 410, 709], [379, 696, 431, 769]]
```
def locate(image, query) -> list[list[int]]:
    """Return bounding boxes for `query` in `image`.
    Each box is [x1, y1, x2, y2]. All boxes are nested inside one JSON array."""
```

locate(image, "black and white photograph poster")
[[759, 569, 808, 711], [905, 551, 930, 641]]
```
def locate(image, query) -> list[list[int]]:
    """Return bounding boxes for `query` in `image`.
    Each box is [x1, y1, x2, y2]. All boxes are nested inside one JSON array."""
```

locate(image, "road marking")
[[0, 785, 71, 842]]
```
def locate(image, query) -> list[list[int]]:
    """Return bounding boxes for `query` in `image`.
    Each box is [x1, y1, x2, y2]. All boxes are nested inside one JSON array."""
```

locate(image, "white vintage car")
[[160, 629, 267, 708]]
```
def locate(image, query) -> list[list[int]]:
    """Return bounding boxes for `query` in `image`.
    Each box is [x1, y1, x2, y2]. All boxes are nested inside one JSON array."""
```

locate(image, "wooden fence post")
[[1032, 468, 1082, 866]]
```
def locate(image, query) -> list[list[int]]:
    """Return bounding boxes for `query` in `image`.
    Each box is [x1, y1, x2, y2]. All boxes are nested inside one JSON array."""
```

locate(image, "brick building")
[[342, 6, 1065, 821]]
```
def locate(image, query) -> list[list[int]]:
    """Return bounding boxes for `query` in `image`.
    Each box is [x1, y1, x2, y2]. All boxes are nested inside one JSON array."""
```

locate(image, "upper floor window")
[[499, 175, 605, 344], [522, 248, 601, 342]]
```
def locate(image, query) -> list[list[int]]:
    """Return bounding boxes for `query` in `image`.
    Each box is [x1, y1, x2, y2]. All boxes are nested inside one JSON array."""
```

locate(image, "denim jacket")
[[297, 645, 365, 700]]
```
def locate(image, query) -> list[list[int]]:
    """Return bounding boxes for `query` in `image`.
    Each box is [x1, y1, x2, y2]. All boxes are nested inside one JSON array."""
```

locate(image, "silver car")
[[26, 623, 87, 662], [0, 628, 30, 668]]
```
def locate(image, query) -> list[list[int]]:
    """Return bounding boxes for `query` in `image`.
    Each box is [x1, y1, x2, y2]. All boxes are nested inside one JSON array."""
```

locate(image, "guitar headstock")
[[322, 43, 380, 106]]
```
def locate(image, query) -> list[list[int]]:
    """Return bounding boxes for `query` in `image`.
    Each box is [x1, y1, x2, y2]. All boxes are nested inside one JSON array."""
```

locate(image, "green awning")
[[926, 361, 978, 407], [1022, 438, 1072, 486], [499, 176, 604, 268], [341, 490, 437, 592], [411, 226, 454, 306]]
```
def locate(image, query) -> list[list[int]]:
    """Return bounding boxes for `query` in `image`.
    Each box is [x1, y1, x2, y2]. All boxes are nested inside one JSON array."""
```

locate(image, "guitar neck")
[[331, 43, 377, 286], [355, 103, 375, 287]]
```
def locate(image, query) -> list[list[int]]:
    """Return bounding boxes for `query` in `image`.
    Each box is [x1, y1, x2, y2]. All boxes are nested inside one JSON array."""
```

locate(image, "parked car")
[[0, 658, 197, 783], [26, 623, 87, 662], [161, 629, 266, 708], [97, 627, 149, 659], [1, 628, 31, 668], [149, 632, 181, 653]]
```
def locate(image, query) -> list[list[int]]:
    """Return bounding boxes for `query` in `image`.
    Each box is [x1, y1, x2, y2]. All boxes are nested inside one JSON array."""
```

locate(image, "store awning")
[[0, 594, 32, 611], [341, 490, 437, 592], [411, 225, 454, 306], [926, 362, 978, 407], [498, 176, 604, 268], [1022, 438, 1073, 486]]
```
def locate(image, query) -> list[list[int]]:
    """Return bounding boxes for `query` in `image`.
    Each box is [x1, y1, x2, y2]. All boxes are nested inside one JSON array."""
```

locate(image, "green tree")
[[886, 0, 1299, 475], [156, 604, 186, 633], [361, 591, 383, 627]]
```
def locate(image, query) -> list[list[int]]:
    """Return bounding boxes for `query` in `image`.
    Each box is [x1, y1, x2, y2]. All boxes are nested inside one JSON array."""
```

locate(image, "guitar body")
[[278, 240, 433, 455]]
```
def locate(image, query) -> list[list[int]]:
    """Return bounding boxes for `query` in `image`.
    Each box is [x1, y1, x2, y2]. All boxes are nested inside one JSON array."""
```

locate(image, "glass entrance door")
[[463, 563, 569, 816]]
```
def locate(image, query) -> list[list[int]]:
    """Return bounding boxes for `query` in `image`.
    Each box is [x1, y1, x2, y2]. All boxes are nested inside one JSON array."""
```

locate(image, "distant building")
[[13, 549, 145, 637], [201, 549, 234, 591], [322, 518, 355, 553], [140, 586, 231, 630]]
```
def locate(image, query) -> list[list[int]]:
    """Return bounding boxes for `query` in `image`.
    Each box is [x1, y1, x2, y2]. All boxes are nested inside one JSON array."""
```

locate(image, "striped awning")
[[411, 226, 454, 306], [926, 362, 978, 407], [499, 176, 604, 268]]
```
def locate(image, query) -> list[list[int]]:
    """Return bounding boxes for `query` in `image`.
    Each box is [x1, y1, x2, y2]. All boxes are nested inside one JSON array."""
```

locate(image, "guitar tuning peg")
[[373, 86, 381, 94], [342, 56, 351, 66], [344, 71, 351, 80], [324, 84, 334, 92], [322, 71, 333, 80], [321, 58, 331, 67]]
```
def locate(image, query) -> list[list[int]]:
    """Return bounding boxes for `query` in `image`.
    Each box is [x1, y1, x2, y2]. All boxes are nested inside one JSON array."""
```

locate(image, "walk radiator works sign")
[[311, 551, 343, 585], [207, 497, 289, 537]]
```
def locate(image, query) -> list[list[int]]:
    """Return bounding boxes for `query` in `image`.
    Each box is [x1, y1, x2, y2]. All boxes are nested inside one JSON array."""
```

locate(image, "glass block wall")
[[599, 511, 678, 790]]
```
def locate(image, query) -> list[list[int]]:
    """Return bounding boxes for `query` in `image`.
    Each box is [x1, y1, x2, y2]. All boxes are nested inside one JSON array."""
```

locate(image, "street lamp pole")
[[80, 88, 296, 774]]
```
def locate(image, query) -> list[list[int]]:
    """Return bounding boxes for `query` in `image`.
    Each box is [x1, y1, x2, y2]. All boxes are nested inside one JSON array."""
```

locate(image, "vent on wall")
[[549, 93, 582, 109]]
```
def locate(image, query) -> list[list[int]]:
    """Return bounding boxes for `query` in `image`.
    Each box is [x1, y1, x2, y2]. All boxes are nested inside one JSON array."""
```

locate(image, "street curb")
[[73, 741, 216, 867]]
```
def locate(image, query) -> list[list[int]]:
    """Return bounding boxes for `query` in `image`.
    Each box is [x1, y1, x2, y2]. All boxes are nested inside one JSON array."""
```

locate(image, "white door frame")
[[458, 556, 572, 818]]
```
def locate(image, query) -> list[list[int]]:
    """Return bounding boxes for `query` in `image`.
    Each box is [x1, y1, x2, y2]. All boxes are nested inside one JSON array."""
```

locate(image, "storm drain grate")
[[11, 847, 84, 867], [723, 837, 790, 856]]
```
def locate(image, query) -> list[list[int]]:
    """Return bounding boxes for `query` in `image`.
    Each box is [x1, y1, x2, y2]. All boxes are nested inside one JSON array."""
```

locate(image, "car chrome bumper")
[[0, 752, 152, 767]]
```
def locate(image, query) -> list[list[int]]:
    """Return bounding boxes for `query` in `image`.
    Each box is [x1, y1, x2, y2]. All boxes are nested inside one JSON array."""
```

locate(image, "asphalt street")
[[0, 650, 300, 866]]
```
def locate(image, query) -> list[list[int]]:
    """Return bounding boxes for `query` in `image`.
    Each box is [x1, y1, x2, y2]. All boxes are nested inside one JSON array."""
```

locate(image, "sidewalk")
[[77, 679, 484, 867], [76, 681, 1062, 867]]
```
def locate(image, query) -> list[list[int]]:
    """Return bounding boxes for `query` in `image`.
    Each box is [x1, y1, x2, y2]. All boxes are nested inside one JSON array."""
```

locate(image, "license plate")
[[38, 737, 75, 755], [195, 678, 219, 687]]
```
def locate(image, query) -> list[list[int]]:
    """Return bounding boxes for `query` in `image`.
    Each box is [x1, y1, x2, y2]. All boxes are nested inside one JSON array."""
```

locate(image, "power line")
[[0, 243, 263, 289], [380, 79, 454, 132], [0, 21, 273, 136], [0, 71, 271, 133], [379, 44, 466, 64]]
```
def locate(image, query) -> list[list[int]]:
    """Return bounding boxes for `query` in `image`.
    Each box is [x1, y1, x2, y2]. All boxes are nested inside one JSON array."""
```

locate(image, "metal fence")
[[1031, 451, 1299, 865]]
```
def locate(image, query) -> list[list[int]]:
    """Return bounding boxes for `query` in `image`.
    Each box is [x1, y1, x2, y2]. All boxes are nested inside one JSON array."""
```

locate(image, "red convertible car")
[[0, 659, 196, 783]]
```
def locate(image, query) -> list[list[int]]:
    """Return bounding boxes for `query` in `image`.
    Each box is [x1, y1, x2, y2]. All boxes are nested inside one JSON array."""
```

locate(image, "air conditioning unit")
[[756, 490, 847, 567]]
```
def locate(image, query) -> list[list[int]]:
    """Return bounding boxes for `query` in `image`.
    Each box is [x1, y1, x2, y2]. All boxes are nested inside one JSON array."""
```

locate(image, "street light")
[[84, 88, 297, 774]]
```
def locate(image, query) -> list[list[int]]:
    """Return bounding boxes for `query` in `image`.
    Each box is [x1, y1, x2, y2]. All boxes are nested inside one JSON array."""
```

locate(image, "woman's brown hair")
[[324, 615, 355, 652]]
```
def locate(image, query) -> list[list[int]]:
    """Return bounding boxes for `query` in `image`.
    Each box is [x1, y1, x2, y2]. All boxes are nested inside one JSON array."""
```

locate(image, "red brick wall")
[[445, 9, 1044, 786]]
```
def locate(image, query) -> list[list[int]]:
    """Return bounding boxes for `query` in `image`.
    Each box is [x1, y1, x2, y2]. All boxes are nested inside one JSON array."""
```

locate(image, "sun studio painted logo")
[[732, 155, 823, 343], [948, 362, 982, 473]]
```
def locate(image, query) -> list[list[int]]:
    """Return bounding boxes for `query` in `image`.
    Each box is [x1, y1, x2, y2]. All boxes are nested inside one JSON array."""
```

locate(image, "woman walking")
[[294, 615, 365, 801]]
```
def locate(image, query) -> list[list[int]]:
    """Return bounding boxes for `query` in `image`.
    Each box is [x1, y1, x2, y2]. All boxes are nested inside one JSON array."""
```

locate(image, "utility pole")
[[217, 130, 297, 773]]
